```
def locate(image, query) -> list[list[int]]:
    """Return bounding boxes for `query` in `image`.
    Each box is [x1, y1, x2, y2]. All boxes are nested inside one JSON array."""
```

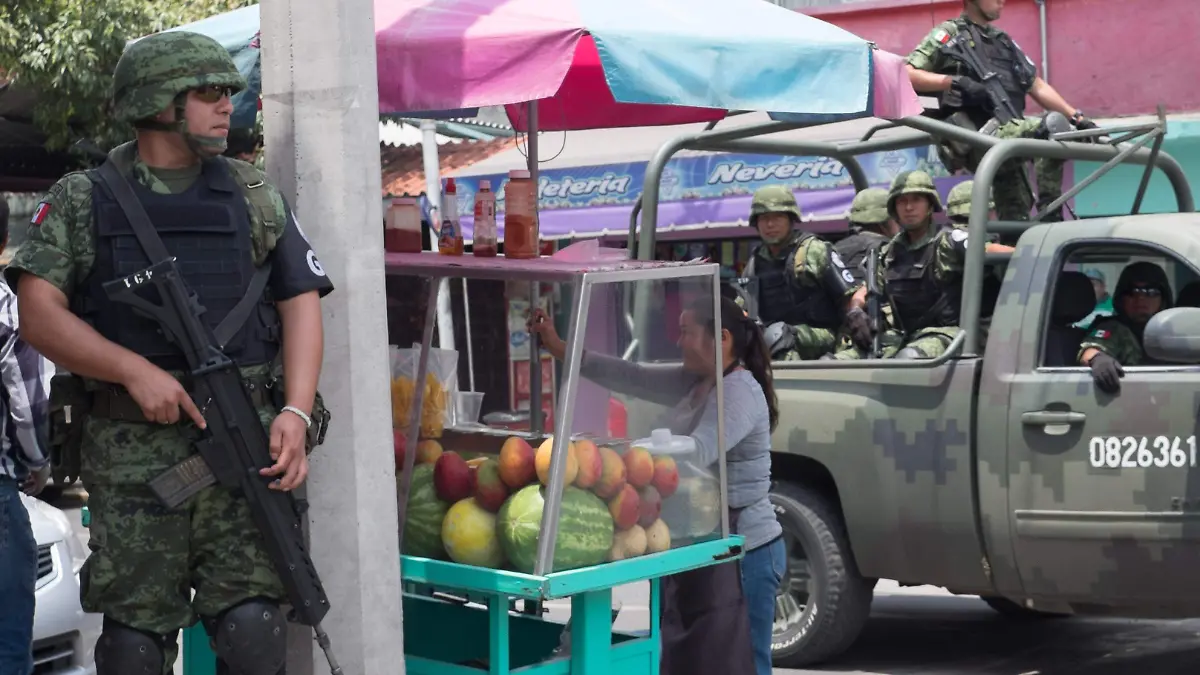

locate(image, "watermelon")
[[497, 485, 614, 574], [402, 464, 449, 559]]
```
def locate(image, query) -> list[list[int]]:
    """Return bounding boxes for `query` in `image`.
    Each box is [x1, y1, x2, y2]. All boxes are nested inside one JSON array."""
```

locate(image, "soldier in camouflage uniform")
[[1078, 262, 1174, 394], [5, 32, 334, 675], [835, 170, 1013, 360], [906, 0, 1097, 222], [944, 180, 994, 230], [740, 185, 872, 360], [834, 187, 897, 284]]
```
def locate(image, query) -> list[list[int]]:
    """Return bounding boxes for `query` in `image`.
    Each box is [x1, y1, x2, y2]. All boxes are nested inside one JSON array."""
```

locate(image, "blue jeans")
[[741, 536, 785, 675], [0, 478, 36, 675]]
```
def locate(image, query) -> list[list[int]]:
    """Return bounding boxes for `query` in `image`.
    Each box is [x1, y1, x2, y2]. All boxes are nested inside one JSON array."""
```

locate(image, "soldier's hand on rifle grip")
[[122, 357, 208, 428], [261, 411, 310, 491], [845, 307, 874, 352], [950, 76, 989, 106]]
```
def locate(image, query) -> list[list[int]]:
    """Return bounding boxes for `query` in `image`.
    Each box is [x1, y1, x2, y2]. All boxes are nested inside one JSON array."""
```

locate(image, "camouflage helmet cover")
[[849, 187, 890, 225], [946, 180, 994, 219], [112, 31, 247, 123], [749, 185, 802, 227], [887, 169, 943, 218]]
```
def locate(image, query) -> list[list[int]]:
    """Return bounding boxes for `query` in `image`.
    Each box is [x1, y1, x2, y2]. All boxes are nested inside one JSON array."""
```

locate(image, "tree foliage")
[[0, 0, 257, 150]]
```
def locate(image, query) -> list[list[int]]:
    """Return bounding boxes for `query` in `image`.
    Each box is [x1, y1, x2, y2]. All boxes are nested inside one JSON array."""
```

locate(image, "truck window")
[[1040, 243, 1200, 368]]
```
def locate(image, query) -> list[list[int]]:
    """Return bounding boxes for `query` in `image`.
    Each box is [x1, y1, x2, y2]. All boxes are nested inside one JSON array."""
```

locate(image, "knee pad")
[[209, 599, 288, 675], [893, 346, 926, 360], [95, 617, 167, 675]]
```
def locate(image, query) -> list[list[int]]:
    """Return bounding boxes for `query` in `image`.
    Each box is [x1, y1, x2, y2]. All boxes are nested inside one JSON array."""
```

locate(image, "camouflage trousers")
[[962, 117, 1065, 222], [79, 408, 285, 672], [780, 324, 841, 361], [830, 326, 961, 360]]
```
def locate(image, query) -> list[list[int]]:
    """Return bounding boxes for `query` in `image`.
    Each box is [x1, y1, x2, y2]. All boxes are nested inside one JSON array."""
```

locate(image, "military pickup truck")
[[630, 111, 1200, 667]]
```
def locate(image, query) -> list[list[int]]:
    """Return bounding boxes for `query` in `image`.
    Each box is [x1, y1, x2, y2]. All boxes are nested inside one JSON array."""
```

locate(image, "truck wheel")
[[770, 481, 874, 668], [980, 596, 1071, 619]]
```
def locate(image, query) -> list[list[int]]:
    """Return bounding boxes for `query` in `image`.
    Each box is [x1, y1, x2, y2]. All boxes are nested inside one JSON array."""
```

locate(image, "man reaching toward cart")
[[741, 185, 873, 360], [906, 0, 1097, 222]]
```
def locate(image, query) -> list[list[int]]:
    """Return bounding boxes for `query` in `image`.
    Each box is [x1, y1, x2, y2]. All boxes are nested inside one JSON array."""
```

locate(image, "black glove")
[[1087, 351, 1125, 394], [845, 307, 874, 353], [1073, 116, 1099, 131], [951, 76, 990, 105]]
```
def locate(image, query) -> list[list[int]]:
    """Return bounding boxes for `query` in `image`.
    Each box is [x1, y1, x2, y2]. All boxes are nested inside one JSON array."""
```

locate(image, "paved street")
[[58, 493, 1200, 674]]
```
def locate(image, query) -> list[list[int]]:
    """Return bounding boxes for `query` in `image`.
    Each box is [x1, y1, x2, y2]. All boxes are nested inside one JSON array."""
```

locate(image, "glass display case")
[[390, 252, 735, 578], [386, 251, 745, 675]]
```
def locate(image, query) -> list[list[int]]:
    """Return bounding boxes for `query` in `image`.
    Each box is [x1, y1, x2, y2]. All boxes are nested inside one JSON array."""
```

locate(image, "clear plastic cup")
[[456, 392, 485, 426]]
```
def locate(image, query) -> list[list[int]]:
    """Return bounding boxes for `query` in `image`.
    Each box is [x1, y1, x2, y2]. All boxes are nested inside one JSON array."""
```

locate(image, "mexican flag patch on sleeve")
[[935, 29, 951, 44], [1091, 328, 1111, 340], [30, 201, 51, 226]]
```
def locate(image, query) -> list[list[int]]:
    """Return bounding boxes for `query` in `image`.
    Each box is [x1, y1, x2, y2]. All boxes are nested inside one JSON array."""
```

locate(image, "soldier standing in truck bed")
[[906, 0, 1096, 222]]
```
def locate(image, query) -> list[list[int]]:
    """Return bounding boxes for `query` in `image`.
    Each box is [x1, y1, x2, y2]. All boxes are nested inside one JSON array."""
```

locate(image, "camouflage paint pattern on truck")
[[772, 213, 1200, 618]]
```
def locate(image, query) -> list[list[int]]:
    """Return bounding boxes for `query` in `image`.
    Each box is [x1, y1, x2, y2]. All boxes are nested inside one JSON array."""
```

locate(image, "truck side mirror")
[[1143, 307, 1200, 363]]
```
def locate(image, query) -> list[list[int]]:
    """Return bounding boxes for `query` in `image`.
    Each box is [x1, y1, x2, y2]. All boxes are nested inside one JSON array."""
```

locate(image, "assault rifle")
[[941, 29, 1022, 126], [93, 160, 343, 675], [104, 258, 343, 675], [864, 246, 883, 358]]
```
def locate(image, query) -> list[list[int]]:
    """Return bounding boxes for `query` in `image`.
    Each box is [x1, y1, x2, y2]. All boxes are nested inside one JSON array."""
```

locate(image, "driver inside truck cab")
[[1077, 261, 1174, 394]]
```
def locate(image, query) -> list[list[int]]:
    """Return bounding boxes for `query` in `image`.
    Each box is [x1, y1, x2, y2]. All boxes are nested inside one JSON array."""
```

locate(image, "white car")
[[20, 492, 101, 674]]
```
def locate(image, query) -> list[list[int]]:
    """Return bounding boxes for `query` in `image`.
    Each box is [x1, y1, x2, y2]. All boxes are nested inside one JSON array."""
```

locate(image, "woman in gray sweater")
[[530, 295, 783, 675]]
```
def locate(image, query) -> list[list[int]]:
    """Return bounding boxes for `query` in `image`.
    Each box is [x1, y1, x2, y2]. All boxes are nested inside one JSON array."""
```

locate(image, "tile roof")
[[380, 137, 516, 197]]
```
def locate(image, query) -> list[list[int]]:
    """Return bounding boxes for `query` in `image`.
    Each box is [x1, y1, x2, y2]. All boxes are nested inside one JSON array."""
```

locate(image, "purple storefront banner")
[[416, 148, 975, 241]]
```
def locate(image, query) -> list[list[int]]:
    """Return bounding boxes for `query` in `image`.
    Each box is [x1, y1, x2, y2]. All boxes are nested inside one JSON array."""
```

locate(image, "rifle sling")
[[93, 159, 273, 349]]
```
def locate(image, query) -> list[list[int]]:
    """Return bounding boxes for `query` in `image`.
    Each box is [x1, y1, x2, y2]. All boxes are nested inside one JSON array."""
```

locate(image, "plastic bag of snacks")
[[390, 344, 459, 438]]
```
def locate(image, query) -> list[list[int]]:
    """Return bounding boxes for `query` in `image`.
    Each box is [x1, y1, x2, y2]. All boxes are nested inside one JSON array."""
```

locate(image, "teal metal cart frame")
[[181, 254, 740, 675]]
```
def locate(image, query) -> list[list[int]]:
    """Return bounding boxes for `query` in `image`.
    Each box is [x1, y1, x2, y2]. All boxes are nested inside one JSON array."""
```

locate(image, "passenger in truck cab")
[[1078, 262, 1174, 393]]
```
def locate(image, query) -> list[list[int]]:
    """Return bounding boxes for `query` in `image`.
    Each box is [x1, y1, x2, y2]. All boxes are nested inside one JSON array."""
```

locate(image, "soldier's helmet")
[[887, 169, 943, 219], [849, 187, 890, 225], [946, 180, 994, 220], [749, 185, 802, 228], [112, 31, 246, 124]]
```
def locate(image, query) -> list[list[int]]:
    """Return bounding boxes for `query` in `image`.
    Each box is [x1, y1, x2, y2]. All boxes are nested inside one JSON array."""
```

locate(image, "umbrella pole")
[[526, 101, 543, 436]]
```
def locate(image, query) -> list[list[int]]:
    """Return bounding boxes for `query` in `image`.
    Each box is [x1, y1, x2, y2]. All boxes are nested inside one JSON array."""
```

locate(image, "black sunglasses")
[[193, 85, 236, 103]]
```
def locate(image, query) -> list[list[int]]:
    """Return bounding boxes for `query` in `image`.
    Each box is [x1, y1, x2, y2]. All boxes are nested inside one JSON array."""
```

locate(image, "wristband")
[[281, 405, 313, 428]]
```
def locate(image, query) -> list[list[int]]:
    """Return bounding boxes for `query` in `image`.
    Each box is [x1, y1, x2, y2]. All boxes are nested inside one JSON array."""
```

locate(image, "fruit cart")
[[183, 251, 745, 675]]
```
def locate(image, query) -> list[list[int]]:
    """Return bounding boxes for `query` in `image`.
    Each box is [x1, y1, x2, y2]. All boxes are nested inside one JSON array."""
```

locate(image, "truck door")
[[1004, 222, 1200, 610]]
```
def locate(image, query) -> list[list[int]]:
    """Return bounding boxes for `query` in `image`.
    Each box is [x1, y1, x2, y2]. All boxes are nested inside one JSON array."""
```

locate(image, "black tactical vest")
[[883, 235, 961, 333], [80, 160, 280, 372], [939, 20, 1033, 124], [749, 234, 840, 329], [834, 230, 888, 285]]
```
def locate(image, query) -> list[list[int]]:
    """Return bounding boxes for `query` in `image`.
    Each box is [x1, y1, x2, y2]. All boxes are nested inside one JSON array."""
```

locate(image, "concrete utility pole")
[[259, 1, 405, 674]]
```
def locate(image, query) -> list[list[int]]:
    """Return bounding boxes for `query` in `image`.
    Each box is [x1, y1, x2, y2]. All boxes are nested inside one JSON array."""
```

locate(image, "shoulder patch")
[[934, 29, 951, 45], [30, 201, 51, 226], [1091, 328, 1111, 340]]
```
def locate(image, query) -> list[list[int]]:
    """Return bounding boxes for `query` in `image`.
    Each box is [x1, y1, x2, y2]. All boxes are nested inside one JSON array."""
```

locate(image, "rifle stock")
[[102, 258, 344, 675]]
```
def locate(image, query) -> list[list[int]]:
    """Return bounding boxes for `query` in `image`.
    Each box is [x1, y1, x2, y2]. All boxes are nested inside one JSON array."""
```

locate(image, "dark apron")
[[659, 508, 755, 675]]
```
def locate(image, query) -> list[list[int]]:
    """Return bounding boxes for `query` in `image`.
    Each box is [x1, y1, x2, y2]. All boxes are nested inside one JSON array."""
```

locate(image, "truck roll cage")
[[626, 105, 1193, 366]]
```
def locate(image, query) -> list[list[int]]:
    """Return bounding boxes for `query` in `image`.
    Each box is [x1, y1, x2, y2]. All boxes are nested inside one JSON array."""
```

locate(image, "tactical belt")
[[90, 378, 279, 509], [89, 378, 276, 422]]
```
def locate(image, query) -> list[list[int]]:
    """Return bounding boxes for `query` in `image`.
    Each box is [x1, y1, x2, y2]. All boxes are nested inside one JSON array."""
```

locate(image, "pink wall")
[[807, 0, 1200, 118]]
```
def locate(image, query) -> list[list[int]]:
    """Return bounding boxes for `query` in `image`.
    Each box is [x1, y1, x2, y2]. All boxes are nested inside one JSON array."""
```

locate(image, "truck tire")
[[980, 595, 1071, 619], [770, 480, 874, 668]]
